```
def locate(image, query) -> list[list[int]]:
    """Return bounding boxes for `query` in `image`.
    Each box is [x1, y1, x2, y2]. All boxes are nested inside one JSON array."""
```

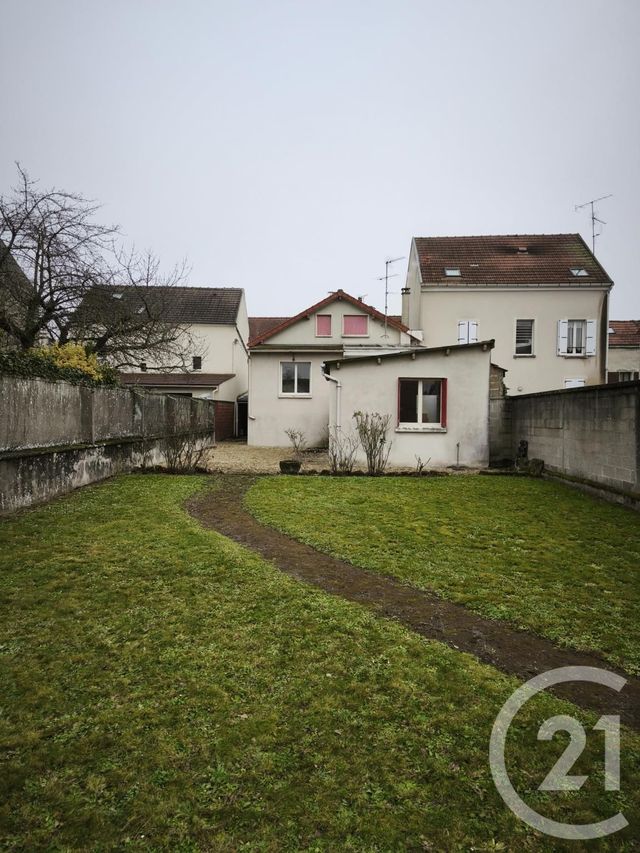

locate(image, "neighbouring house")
[[248, 290, 418, 447], [401, 234, 613, 394], [607, 320, 640, 383], [118, 287, 249, 439], [324, 340, 498, 468]]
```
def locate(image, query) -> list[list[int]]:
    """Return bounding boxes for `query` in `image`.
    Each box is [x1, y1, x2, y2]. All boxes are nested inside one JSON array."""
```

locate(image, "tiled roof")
[[249, 289, 413, 347], [414, 234, 612, 286], [608, 320, 640, 347], [249, 316, 290, 340], [78, 286, 243, 325], [120, 372, 234, 387]]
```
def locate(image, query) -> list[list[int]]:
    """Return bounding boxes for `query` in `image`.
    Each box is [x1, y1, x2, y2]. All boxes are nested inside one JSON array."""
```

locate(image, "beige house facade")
[[248, 290, 416, 447], [325, 342, 496, 468], [120, 287, 250, 439], [402, 235, 613, 394], [607, 320, 640, 382]]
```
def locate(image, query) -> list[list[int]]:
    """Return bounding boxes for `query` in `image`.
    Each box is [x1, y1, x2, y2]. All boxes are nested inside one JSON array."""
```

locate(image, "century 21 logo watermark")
[[489, 666, 628, 840]]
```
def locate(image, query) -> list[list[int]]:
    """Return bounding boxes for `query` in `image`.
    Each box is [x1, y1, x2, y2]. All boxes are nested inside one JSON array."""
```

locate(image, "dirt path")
[[188, 476, 640, 729]]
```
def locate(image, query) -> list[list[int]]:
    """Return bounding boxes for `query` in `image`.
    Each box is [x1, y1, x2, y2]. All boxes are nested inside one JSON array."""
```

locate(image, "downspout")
[[248, 352, 256, 421], [322, 366, 342, 433]]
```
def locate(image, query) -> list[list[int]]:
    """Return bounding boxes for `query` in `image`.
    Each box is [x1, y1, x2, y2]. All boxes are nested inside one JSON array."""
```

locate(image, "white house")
[[401, 234, 613, 394], [325, 341, 497, 469], [120, 287, 249, 439], [248, 289, 417, 447], [607, 320, 640, 383]]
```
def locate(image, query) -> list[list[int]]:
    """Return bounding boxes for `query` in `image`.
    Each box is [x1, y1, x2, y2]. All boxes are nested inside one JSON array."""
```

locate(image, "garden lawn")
[[0, 475, 638, 851], [245, 475, 640, 675]]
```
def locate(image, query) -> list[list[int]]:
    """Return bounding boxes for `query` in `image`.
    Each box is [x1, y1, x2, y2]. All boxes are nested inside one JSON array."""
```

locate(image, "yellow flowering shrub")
[[31, 343, 105, 381]]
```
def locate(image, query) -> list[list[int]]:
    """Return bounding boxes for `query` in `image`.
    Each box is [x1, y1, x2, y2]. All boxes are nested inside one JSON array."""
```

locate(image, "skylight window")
[[112, 292, 123, 299], [444, 267, 461, 277], [570, 267, 589, 277]]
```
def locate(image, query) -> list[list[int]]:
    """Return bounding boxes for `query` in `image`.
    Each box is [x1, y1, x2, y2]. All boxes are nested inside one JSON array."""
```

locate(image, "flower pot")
[[279, 459, 301, 474]]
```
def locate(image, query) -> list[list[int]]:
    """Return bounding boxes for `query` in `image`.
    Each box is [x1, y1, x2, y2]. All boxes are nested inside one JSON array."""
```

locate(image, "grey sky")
[[1, 0, 638, 319]]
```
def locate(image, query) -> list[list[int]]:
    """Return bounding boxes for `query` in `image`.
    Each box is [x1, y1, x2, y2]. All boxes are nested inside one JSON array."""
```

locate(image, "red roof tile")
[[249, 290, 413, 347], [414, 234, 612, 286], [249, 317, 290, 340], [608, 320, 640, 347]]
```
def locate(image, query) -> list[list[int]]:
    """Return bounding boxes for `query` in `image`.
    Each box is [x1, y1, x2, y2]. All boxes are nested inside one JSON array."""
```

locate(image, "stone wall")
[[490, 380, 640, 507], [0, 376, 215, 513]]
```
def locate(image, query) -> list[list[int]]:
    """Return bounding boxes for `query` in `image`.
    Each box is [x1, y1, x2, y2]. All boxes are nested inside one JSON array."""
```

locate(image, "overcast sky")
[[1, 0, 638, 319]]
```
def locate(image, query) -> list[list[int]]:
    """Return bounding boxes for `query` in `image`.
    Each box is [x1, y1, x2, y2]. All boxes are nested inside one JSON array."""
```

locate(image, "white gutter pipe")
[[322, 366, 342, 433]]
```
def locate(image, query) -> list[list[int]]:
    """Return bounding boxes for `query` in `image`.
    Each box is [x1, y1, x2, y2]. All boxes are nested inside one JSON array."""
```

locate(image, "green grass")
[[245, 476, 640, 675], [0, 475, 638, 850]]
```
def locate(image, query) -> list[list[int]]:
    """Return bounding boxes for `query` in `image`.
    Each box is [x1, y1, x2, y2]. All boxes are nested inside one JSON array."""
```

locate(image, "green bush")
[[0, 345, 119, 387]]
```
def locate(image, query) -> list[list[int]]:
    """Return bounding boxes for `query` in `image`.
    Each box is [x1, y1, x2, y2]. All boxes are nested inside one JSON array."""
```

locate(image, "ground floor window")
[[398, 378, 446, 426], [280, 361, 311, 395]]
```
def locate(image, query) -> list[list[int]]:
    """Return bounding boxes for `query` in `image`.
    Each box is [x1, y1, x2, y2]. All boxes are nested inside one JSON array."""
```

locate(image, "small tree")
[[353, 411, 392, 476], [327, 427, 359, 474], [284, 427, 307, 459]]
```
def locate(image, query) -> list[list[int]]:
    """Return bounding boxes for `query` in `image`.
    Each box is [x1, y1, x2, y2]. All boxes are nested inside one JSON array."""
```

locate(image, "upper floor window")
[[316, 314, 332, 337], [139, 362, 147, 372], [515, 319, 534, 355], [192, 356, 202, 370], [444, 267, 461, 277], [557, 319, 596, 356], [343, 315, 368, 336], [398, 378, 447, 428], [457, 320, 478, 345], [280, 361, 311, 396]]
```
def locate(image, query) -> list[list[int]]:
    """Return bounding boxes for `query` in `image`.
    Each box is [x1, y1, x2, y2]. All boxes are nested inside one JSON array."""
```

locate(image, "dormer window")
[[444, 267, 461, 277], [570, 268, 589, 277]]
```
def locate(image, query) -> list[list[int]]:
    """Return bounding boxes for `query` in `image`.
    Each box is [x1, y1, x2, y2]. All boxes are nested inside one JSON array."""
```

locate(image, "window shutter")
[[441, 378, 448, 427], [457, 321, 468, 344], [557, 320, 569, 355], [585, 319, 597, 355], [469, 321, 479, 343]]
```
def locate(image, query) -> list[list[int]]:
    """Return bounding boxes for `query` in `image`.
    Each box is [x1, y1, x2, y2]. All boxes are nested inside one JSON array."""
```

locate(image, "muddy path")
[[188, 475, 640, 729]]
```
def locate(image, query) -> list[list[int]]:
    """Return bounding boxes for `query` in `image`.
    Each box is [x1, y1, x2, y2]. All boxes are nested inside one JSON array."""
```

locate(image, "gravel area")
[[205, 441, 480, 475], [204, 442, 331, 474]]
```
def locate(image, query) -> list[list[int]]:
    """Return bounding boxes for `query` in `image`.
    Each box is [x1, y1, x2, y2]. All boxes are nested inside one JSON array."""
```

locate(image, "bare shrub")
[[284, 427, 307, 459], [353, 411, 392, 476], [327, 427, 359, 474], [415, 455, 431, 474], [165, 433, 208, 473]]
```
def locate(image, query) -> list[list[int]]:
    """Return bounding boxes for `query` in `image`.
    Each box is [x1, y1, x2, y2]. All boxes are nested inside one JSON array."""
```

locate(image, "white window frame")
[[557, 319, 596, 357], [514, 318, 535, 357], [279, 360, 312, 397], [564, 377, 586, 388], [457, 320, 479, 345], [342, 314, 369, 337], [315, 314, 332, 337]]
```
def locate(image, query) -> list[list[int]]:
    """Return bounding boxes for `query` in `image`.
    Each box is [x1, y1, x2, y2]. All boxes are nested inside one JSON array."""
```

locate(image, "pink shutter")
[[316, 314, 332, 336], [343, 315, 368, 335]]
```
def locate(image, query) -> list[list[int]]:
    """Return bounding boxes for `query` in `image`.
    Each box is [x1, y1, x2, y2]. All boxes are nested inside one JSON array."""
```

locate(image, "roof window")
[[444, 267, 461, 277], [570, 268, 589, 277], [517, 246, 528, 254], [112, 292, 123, 299]]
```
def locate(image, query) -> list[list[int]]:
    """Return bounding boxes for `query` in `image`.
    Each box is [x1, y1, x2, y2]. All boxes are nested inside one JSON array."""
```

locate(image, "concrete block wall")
[[493, 380, 640, 505], [0, 376, 215, 512]]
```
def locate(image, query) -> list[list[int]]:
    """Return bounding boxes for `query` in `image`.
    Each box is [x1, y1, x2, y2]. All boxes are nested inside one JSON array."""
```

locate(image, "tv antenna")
[[574, 194, 612, 255], [377, 256, 405, 338]]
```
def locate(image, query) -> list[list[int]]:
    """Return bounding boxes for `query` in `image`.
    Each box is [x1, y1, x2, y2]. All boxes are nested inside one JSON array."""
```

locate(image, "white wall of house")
[[608, 346, 640, 375], [248, 298, 411, 447], [328, 346, 493, 468], [248, 350, 335, 447]]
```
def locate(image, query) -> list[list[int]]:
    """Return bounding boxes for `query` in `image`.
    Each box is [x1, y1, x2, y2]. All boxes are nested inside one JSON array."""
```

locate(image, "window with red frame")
[[398, 378, 447, 426]]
